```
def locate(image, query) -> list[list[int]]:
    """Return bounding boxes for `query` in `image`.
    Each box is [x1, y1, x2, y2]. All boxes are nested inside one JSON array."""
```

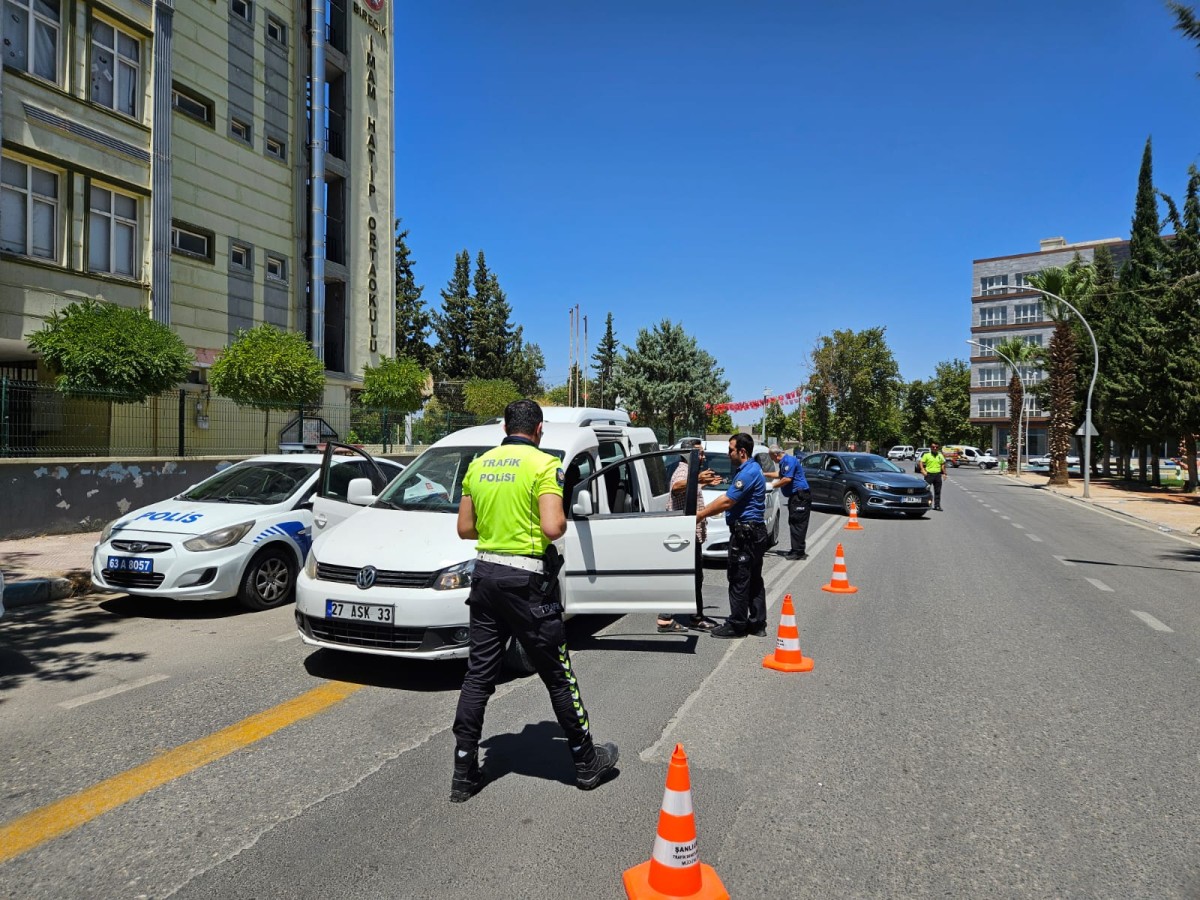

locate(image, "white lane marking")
[[1027, 534, 1043, 542], [59, 674, 170, 710], [274, 631, 302, 642], [1012, 522, 1025, 530], [1000, 515, 1011, 520], [1086, 578, 1114, 592], [1054, 555, 1075, 566], [1131, 610, 1173, 632]]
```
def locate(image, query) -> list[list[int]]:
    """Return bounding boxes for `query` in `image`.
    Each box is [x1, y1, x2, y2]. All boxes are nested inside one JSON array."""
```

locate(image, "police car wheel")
[[237, 547, 296, 611], [503, 637, 537, 675], [770, 512, 780, 546], [842, 489, 862, 517]]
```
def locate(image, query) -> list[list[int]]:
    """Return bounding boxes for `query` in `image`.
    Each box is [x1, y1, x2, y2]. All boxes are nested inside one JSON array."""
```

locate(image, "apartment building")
[[0, 0, 393, 403], [969, 236, 1130, 456]]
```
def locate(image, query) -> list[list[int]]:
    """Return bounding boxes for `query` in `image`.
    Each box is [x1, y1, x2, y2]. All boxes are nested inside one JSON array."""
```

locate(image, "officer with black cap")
[[449, 399, 618, 802]]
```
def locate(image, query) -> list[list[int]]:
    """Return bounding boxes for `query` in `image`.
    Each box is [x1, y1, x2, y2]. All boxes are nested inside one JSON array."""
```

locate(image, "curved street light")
[[1005, 285, 1099, 498], [966, 339, 1027, 475]]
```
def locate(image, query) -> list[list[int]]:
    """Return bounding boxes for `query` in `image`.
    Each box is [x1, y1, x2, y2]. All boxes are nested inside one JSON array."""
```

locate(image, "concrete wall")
[[0, 452, 417, 540]]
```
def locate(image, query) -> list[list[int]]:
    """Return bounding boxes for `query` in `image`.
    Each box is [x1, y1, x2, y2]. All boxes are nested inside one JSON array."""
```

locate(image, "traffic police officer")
[[698, 433, 769, 637], [765, 444, 811, 560], [919, 441, 947, 511], [450, 399, 618, 802]]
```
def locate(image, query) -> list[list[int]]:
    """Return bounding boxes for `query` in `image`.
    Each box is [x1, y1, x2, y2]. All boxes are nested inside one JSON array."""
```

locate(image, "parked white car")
[[681, 440, 782, 561], [886, 445, 915, 460], [92, 453, 403, 610], [296, 408, 702, 664], [1028, 453, 1080, 468]]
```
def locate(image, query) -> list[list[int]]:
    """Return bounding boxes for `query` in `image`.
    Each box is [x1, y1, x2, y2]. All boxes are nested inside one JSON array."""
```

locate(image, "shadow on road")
[[0, 601, 147, 701], [1060, 553, 1200, 573], [99, 594, 249, 619], [302, 647, 469, 693], [480, 720, 611, 790]]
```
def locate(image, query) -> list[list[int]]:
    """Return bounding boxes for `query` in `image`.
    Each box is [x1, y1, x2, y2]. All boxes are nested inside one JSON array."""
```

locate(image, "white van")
[[294, 408, 702, 667], [948, 446, 999, 469]]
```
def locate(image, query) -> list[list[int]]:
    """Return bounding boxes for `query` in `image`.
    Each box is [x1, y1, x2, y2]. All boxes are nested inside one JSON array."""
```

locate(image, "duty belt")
[[477, 551, 544, 573]]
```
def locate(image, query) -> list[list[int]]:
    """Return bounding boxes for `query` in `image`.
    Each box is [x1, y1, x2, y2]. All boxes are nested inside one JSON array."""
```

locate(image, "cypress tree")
[[590, 313, 620, 409], [393, 219, 433, 368]]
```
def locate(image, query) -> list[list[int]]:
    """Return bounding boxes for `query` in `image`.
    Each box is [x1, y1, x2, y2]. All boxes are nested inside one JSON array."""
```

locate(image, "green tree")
[[807, 327, 903, 446], [900, 379, 933, 447], [610, 320, 728, 444], [209, 324, 325, 452], [590, 313, 620, 409], [1169, 1, 1200, 73], [26, 298, 193, 402], [925, 359, 973, 444], [541, 382, 572, 406], [358, 355, 430, 450], [994, 337, 1040, 470], [508, 340, 546, 398], [432, 250, 473, 385], [1083, 245, 1123, 475], [463, 377, 521, 417], [393, 219, 432, 368], [763, 400, 787, 444], [708, 408, 734, 435], [470, 251, 518, 378]]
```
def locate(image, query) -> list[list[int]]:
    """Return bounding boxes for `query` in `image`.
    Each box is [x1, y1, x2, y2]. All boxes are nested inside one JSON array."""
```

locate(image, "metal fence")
[[0, 379, 488, 459]]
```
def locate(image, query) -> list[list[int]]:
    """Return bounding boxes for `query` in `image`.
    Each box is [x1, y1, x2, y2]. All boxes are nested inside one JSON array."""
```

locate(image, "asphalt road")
[[1, 467, 1198, 899]]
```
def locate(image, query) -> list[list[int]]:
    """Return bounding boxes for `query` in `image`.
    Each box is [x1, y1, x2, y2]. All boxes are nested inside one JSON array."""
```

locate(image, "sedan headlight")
[[433, 559, 475, 591], [182, 521, 255, 552], [304, 550, 318, 580], [861, 482, 883, 492]]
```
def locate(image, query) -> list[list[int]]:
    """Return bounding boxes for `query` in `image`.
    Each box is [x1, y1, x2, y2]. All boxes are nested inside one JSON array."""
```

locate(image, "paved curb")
[[5, 577, 76, 608]]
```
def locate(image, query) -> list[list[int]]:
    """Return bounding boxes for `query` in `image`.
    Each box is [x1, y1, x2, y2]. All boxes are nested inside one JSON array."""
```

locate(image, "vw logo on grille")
[[356, 566, 378, 590]]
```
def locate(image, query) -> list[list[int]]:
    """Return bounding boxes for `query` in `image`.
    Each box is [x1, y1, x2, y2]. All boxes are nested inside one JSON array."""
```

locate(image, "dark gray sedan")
[[800, 452, 933, 518]]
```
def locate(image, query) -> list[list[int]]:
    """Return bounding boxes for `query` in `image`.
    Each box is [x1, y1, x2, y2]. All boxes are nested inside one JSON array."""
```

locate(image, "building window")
[[1023, 396, 1044, 417], [1013, 302, 1043, 324], [266, 16, 286, 45], [230, 242, 251, 270], [979, 306, 1007, 327], [1018, 365, 1044, 384], [980, 274, 1009, 296], [172, 83, 214, 125], [231, 118, 251, 143], [978, 399, 1006, 418], [3, 0, 60, 83], [0, 156, 58, 260], [1014, 271, 1042, 288], [1021, 334, 1044, 348], [231, 0, 252, 22], [978, 367, 1007, 388], [265, 136, 286, 161], [266, 254, 286, 281], [90, 19, 140, 118], [89, 185, 139, 277], [972, 336, 999, 355], [170, 222, 213, 261]]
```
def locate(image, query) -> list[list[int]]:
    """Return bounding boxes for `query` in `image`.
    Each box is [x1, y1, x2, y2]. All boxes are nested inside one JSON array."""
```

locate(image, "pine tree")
[[432, 250, 473, 383], [393, 220, 432, 368], [590, 313, 619, 409]]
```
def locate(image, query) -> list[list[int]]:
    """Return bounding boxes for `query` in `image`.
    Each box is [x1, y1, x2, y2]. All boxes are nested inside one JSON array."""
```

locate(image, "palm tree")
[[994, 337, 1040, 472], [1028, 261, 1096, 486]]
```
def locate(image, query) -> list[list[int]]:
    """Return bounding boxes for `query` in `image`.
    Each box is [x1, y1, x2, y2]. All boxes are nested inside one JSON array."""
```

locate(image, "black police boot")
[[573, 739, 620, 790], [449, 746, 485, 803]]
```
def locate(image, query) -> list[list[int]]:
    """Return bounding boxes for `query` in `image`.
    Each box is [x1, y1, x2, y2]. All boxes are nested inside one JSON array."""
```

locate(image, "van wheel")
[[504, 637, 536, 675], [237, 547, 296, 611]]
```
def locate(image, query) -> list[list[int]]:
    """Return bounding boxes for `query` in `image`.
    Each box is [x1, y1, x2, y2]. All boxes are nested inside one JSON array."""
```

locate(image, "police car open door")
[[562, 448, 699, 615]]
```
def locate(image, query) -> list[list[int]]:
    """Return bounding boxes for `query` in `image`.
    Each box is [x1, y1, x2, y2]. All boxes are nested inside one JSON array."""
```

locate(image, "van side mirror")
[[347, 477, 377, 506], [571, 488, 594, 517]]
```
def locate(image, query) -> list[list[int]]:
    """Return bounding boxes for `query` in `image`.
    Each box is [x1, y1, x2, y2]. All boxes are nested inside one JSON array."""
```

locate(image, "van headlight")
[[304, 550, 318, 579], [183, 521, 255, 552], [433, 559, 474, 591]]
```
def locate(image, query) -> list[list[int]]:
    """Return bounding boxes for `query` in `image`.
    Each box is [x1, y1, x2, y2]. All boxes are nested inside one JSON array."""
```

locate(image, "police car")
[[92, 453, 403, 611], [295, 408, 702, 666]]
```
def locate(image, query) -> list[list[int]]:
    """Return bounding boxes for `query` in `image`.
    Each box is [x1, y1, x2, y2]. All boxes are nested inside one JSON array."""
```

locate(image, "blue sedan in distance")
[[800, 452, 933, 518]]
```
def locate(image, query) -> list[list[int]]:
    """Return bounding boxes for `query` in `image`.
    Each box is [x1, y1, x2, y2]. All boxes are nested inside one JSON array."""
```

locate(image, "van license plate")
[[326, 600, 394, 623], [107, 556, 153, 572]]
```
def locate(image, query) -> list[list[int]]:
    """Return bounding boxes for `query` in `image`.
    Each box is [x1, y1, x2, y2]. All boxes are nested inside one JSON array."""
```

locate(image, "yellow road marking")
[[0, 681, 362, 865]]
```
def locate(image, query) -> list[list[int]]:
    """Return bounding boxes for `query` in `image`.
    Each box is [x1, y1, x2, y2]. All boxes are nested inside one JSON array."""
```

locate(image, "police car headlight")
[[183, 521, 255, 552], [99, 518, 121, 543], [304, 550, 318, 580], [433, 559, 475, 591]]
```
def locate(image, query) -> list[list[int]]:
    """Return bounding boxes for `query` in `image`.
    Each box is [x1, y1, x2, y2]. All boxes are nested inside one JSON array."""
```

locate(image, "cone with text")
[[762, 594, 813, 673], [821, 542, 858, 594], [844, 500, 864, 530], [623, 744, 729, 900]]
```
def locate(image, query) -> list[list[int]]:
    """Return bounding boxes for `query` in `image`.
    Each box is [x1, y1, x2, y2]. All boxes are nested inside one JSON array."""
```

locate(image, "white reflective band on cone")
[[781, 614, 795, 627], [660, 786, 694, 817], [777, 636, 800, 650], [651, 835, 699, 869]]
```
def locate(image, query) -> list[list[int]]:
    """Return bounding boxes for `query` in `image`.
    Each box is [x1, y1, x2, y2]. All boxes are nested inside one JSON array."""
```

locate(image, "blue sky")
[[392, 1, 1200, 425]]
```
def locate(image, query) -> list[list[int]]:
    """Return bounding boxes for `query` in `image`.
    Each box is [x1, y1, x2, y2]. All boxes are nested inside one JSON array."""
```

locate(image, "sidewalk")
[[995, 469, 1200, 540], [0, 530, 101, 607]]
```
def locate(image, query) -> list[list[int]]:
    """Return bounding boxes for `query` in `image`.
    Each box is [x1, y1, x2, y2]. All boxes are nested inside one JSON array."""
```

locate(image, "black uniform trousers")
[[925, 473, 943, 507], [787, 489, 812, 555], [726, 521, 768, 633], [452, 560, 591, 754]]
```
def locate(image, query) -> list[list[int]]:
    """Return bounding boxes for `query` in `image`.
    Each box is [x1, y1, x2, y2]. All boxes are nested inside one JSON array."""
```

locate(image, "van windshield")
[[374, 445, 565, 512]]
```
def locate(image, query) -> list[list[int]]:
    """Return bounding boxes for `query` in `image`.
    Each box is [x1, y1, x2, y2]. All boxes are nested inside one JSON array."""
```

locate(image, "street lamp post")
[[1006, 286, 1100, 499], [761, 387, 770, 443], [967, 339, 1027, 475]]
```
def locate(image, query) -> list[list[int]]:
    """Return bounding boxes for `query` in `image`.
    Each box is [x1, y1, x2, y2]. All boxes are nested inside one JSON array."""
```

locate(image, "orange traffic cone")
[[762, 594, 813, 673], [844, 500, 864, 530], [821, 542, 858, 594], [623, 744, 729, 900]]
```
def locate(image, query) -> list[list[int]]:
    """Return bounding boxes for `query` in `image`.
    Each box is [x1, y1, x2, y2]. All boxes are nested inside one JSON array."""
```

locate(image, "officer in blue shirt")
[[766, 445, 811, 561], [698, 433, 769, 638]]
